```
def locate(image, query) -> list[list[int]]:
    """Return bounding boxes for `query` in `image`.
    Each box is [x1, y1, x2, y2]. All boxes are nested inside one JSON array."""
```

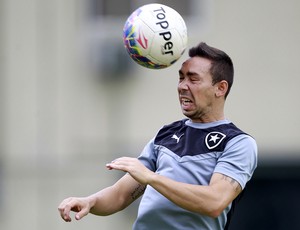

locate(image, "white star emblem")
[[209, 134, 221, 143]]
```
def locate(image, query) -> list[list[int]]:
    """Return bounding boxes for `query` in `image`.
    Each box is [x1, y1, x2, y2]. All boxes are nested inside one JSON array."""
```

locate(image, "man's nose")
[[178, 79, 189, 90]]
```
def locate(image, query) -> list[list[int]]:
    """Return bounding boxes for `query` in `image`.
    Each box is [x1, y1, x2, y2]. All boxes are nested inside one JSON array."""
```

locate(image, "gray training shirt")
[[133, 119, 257, 230]]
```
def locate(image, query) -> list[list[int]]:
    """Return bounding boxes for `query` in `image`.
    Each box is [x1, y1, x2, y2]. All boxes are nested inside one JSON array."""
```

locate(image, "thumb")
[[75, 208, 89, 220]]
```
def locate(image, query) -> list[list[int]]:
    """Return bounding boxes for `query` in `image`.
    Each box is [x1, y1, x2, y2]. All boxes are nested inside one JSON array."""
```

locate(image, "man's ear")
[[215, 80, 228, 97]]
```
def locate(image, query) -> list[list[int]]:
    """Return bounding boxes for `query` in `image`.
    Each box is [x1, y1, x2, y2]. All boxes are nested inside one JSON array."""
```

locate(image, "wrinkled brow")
[[178, 69, 198, 77]]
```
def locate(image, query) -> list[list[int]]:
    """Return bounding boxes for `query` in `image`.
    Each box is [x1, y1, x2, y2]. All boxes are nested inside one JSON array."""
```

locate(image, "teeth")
[[182, 99, 192, 105]]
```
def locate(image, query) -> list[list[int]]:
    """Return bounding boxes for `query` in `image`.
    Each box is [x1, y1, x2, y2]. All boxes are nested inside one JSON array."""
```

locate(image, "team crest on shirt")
[[205, 132, 226, 150]]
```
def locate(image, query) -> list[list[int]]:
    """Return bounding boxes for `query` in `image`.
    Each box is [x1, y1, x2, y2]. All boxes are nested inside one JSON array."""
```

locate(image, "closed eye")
[[178, 70, 200, 82]]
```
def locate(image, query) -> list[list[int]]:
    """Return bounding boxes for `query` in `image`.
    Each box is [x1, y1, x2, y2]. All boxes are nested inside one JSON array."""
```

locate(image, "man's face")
[[178, 56, 217, 122]]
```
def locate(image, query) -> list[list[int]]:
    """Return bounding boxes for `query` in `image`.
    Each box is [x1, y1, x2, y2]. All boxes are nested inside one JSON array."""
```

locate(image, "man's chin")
[[181, 110, 193, 118]]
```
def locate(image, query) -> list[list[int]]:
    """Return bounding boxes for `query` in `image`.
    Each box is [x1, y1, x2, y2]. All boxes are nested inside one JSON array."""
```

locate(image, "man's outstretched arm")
[[58, 173, 145, 222]]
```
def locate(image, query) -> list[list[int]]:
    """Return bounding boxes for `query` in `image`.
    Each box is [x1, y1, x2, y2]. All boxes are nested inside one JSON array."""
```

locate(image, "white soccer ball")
[[123, 3, 188, 69]]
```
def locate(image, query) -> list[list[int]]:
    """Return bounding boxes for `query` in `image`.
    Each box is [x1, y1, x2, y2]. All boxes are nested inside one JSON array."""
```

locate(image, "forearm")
[[88, 186, 126, 216], [106, 157, 228, 216], [106, 157, 241, 217], [89, 174, 145, 216], [148, 173, 241, 218], [148, 174, 214, 215]]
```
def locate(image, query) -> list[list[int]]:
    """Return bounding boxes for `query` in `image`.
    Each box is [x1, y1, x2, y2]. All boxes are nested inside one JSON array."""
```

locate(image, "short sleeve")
[[137, 138, 157, 171], [214, 134, 258, 189]]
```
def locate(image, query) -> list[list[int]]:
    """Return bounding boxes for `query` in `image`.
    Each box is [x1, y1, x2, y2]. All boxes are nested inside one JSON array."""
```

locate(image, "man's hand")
[[58, 196, 93, 222], [106, 157, 154, 185]]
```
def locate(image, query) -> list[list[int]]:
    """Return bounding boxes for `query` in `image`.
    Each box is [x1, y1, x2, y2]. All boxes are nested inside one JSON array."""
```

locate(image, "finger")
[[106, 163, 113, 170], [58, 198, 78, 222], [58, 207, 71, 222], [106, 159, 122, 170], [58, 198, 72, 222], [106, 161, 128, 171], [62, 204, 73, 222], [75, 207, 89, 220]]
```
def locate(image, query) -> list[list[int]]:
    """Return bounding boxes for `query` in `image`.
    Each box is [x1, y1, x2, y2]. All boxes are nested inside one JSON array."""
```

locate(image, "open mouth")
[[182, 98, 192, 105], [180, 97, 194, 110]]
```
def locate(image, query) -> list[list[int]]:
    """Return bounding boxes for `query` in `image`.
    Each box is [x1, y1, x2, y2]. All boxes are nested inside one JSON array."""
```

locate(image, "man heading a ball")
[[58, 42, 257, 230]]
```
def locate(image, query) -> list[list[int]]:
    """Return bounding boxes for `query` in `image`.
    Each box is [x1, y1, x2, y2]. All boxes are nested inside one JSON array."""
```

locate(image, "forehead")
[[180, 57, 212, 75]]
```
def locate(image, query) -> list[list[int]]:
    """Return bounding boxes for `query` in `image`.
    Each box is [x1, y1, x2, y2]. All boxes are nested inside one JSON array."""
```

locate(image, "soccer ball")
[[123, 3, 188, 69]]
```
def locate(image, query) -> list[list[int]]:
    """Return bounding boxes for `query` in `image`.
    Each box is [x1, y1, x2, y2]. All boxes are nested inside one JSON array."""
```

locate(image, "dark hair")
[[189, 42, 234, 98]]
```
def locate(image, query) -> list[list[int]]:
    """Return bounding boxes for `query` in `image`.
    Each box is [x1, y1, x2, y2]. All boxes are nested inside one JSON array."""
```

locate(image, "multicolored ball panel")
[[123, 9, 167, 69]]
